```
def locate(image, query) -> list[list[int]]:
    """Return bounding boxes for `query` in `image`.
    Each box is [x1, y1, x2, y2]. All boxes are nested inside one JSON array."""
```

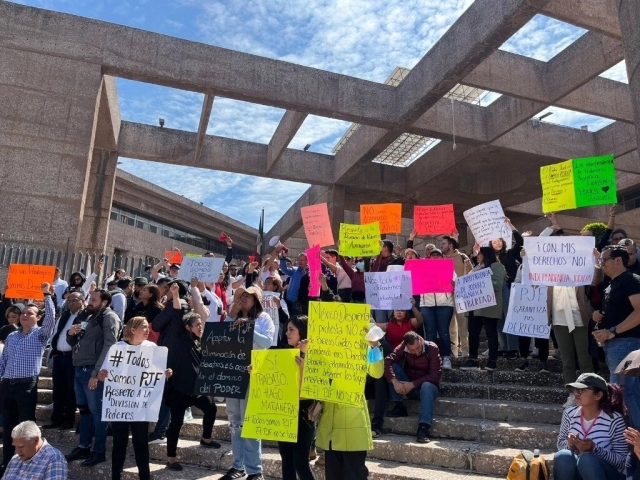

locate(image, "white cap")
[[365, 325, 385, 342]]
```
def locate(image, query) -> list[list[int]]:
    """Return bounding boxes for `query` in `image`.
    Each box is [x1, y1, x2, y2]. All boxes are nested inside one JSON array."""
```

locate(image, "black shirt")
[[628, 261, 640, 276], [602, 271, 640, 338]]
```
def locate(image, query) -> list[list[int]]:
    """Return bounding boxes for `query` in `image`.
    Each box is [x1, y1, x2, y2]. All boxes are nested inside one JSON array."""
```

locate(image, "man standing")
[[65, 290, 121, 467], [52, 269, 68, 307], [384, 331, 441, 443], [110, 277, 132, 323], [593, 245, 640, 428], [279, 247, 308, 316], [619, 239, 640, 275], [43, 292, 86, 430], [4, 421, 67, 479]]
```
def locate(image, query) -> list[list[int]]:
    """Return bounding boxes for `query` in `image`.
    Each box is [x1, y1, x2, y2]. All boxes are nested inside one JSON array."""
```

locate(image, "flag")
[[256, 209, 264, 263]]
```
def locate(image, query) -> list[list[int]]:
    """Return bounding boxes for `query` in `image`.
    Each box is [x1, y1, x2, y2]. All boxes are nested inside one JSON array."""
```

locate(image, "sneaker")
[[200, 439, 222, 449], [460, 359, 480, 371], [515, 361, 529, 372], [563, 394, 576, 408], [309, 448, 317, 461], [371, 424, 383, 438], [539, 362, 550, 374], [148, 433, 167, 445], [184, 407, 193, 422], [166, 462, 183, 472], [480, 349, 489, 358], [531, 347, 540, 359], [386, 402, 408, 418], [416, 423, 431, 443], [219, 467, 246, 479], [65, 446, 91, 462], [552, 349, 561, 360], [246, 475, 263, 480], [442, 357, 452, 370], [81, 451, 106, 467], [484, 360, 497, 372], [507, 350, 519, 360]]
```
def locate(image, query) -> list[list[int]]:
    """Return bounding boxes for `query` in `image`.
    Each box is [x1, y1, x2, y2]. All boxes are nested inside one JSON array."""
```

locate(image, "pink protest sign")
[[301, 203, 335, 248], [404, 258, 455, 295], [306, 245, 322, 297]]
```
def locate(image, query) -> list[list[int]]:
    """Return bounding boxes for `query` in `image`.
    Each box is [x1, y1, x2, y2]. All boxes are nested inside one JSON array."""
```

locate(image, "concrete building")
[[1, 0, 640, 259]]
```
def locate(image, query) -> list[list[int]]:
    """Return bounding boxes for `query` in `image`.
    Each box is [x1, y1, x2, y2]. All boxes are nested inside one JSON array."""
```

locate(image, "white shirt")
[[552, 286, 583, 331], [254, 311, 277, 348], [56, 312, 78, 352], [226, 274, 242, 305], [52, 279, 68, 302], [335, 265, 352, 290], [203, 288, 224, 323]]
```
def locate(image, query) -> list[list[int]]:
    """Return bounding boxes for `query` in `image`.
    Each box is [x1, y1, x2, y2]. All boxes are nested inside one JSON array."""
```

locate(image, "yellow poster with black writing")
[[338, 222, 381, 257], [301, 301, 371, 407], [241, 349, 300, 442]]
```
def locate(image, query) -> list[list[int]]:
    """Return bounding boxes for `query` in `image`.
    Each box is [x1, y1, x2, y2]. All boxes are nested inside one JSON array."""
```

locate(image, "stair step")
[[440, 382, 567, 404], [443, 368, 564, 387]]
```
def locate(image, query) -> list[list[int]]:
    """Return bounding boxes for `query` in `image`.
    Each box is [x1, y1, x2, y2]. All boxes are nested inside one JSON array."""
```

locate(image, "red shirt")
[[386, 319, 416, 350]]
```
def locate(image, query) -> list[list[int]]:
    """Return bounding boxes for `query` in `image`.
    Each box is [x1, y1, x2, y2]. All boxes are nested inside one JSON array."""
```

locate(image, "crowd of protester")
[[1, 207, 640, 480]]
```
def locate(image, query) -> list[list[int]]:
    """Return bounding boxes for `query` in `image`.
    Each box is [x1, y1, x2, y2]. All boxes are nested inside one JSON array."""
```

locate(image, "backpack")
[[507, 449, 549, 480]]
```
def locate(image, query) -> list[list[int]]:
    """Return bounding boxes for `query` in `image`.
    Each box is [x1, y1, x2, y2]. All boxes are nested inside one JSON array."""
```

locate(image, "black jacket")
[[152, 300, 190, 349], [166, 330, 202, 396]]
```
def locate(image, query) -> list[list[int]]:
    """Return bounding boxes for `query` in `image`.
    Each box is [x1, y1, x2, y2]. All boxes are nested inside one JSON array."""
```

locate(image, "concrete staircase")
[[25, 355, 572, 479]]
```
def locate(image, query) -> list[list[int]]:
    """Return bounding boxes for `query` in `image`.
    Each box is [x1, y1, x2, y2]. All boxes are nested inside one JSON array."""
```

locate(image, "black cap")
[[134, 277, 148, 286], [566, 373, 607, 392]]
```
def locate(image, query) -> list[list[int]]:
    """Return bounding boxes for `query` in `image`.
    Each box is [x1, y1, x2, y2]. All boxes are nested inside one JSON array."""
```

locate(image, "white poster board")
[[178, 257, 226, 283], [463, 200, 512, 248], [503, 284, 550, 339], [522, 236, 595, 286], [101, 344, 168, 422], [364, 271, 412, 310], [454, 267, 497, 313], [262, 291, 289, 327]]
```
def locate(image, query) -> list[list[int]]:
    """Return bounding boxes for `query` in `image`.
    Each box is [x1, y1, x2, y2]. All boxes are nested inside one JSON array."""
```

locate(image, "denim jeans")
[[373, 309, 391, 323], [227, 395, 262, 474], [75, 366, 108, 454], [498, 283, 518, 351], [553, 449, 624, 480], [421, 306, 453, 357], [387, 363, 438, 425], [604, 337, 640, 428]]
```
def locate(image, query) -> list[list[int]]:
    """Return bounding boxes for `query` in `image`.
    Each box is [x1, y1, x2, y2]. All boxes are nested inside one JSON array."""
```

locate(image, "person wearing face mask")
[[0, 283, 56, 474], [339, 255, 366, 303]]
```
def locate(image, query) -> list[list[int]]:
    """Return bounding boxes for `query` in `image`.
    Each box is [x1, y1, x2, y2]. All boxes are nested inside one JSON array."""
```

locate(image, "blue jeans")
[[604, 337, 640, 428], [388, 363, 438, 425], [498, 283, 518, 351], [373, 309, 391, 323], [74, 366, 108, 454], [421, 306, 453, 357], [554, 449, 624, 480], [227, 395, 262, 474]]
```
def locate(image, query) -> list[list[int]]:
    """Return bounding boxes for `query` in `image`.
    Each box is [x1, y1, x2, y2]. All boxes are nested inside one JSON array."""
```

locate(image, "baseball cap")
[[566, 373, 607, 392], [429, 248, 444, 257], [134, 277, 148, 286], [169, 263, 181, 270]]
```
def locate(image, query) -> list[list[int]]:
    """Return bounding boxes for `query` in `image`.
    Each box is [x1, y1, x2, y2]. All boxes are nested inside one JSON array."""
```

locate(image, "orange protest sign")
[[414, 204, 456, 235], [5, 264, 56, 300], [360, 203, 402, 234], [301, 203, 335, 248], [164, 250, 183, 264]]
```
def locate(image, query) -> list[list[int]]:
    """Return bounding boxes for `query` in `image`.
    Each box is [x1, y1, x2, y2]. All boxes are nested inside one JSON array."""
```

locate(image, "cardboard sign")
[[195, 322, 254, 398], [164, 250, 183, 264], [503, 284, 550, 339], [541, 155, 616, 213], [242, 349, 300, 442], [454, 268, 497, 314], [413, 204, 455, 235], [177, 257, 225, 283], [301, 302, 370, 406], [364, 271, 412, 310], [101, 344, 168, 422], [463, 200, 512, 248], [301, 203, 335, 248], [404, 259, 454, 295], [306, 245, 322, 297], [338, 222, 381, 257], [5, 264, 56, 300], [360, 204, 402, 234], [522, 236, 595, 287]]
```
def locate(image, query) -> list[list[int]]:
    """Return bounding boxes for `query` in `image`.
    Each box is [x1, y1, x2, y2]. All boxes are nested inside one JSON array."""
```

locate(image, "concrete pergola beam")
[[541, 0, 621, 39], [194, 94, 214, 163], [266, 110, 308, 173], [595, 121, 638, 157]]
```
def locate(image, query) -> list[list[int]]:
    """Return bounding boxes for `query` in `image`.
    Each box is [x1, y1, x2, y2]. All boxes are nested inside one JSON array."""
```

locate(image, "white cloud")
[[600, 61, 629, 84], [533, 106, 615, 132]]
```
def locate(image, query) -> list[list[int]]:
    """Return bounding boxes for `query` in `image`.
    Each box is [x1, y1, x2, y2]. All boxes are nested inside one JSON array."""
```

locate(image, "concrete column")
[[0, 46, 103, 250], [328, 185, 345, 245], [618, 1, 640, 147]]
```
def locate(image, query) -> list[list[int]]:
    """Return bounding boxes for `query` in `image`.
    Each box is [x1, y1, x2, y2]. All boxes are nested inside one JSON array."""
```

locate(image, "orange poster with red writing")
[[414, 204, 456, 235], [164, 251, 183, 264], [360, 204, 402, 234], [5, 264, 56, 300], [301, 203, 335, 247]]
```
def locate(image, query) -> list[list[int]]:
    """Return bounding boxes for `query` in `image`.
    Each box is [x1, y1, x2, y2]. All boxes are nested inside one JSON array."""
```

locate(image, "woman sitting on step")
[[554, 373, 627, 480]]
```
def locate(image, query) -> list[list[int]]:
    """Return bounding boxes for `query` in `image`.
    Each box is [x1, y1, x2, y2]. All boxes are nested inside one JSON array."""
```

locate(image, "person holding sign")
[[460, 247, 506, 372], [0, 284, 56, 473], [97, 317, 173, 480]]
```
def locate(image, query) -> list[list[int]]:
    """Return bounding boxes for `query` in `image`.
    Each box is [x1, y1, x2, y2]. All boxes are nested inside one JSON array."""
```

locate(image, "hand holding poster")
[[242, 349, 300, 442], [454, 268, 497, 314], [101, 344, 168, 422], [262, 291, 288, 329], [503, 284, 550, 339], [404, 259, 454, 294], [364, 271, 412, 310], [522, 236, 595, 286], [463, 200, 512, 248], [306, 245, 321, 297], [360, 204, 402, 234], [338, 222, 381, 257], [195, 322, 254, 398], [413, 204, 455, 235], [301, 302, 370, 406], [541, 155, 616, 213], [5, 264, 56, 300], [301, 203, 335, 248], [177, 257, 225, 283]]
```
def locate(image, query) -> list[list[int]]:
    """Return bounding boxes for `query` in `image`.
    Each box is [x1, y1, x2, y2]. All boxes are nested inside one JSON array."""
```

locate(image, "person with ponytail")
[[555, 373, 627, 479]]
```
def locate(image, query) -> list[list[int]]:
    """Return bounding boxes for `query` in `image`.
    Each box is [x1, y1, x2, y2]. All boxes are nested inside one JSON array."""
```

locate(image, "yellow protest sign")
[[301, 302, 370, 406], [241, 349, 300, 443], [541, 159, 576, 213], [338, 222, 381, 257]]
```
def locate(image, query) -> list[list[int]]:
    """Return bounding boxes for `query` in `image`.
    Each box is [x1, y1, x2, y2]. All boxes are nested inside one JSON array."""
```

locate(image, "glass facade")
[[110, 205, 252, 257]]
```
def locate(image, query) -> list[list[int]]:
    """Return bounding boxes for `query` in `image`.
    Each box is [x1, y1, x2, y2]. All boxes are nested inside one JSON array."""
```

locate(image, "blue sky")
[[17, 0, 629, 230]]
